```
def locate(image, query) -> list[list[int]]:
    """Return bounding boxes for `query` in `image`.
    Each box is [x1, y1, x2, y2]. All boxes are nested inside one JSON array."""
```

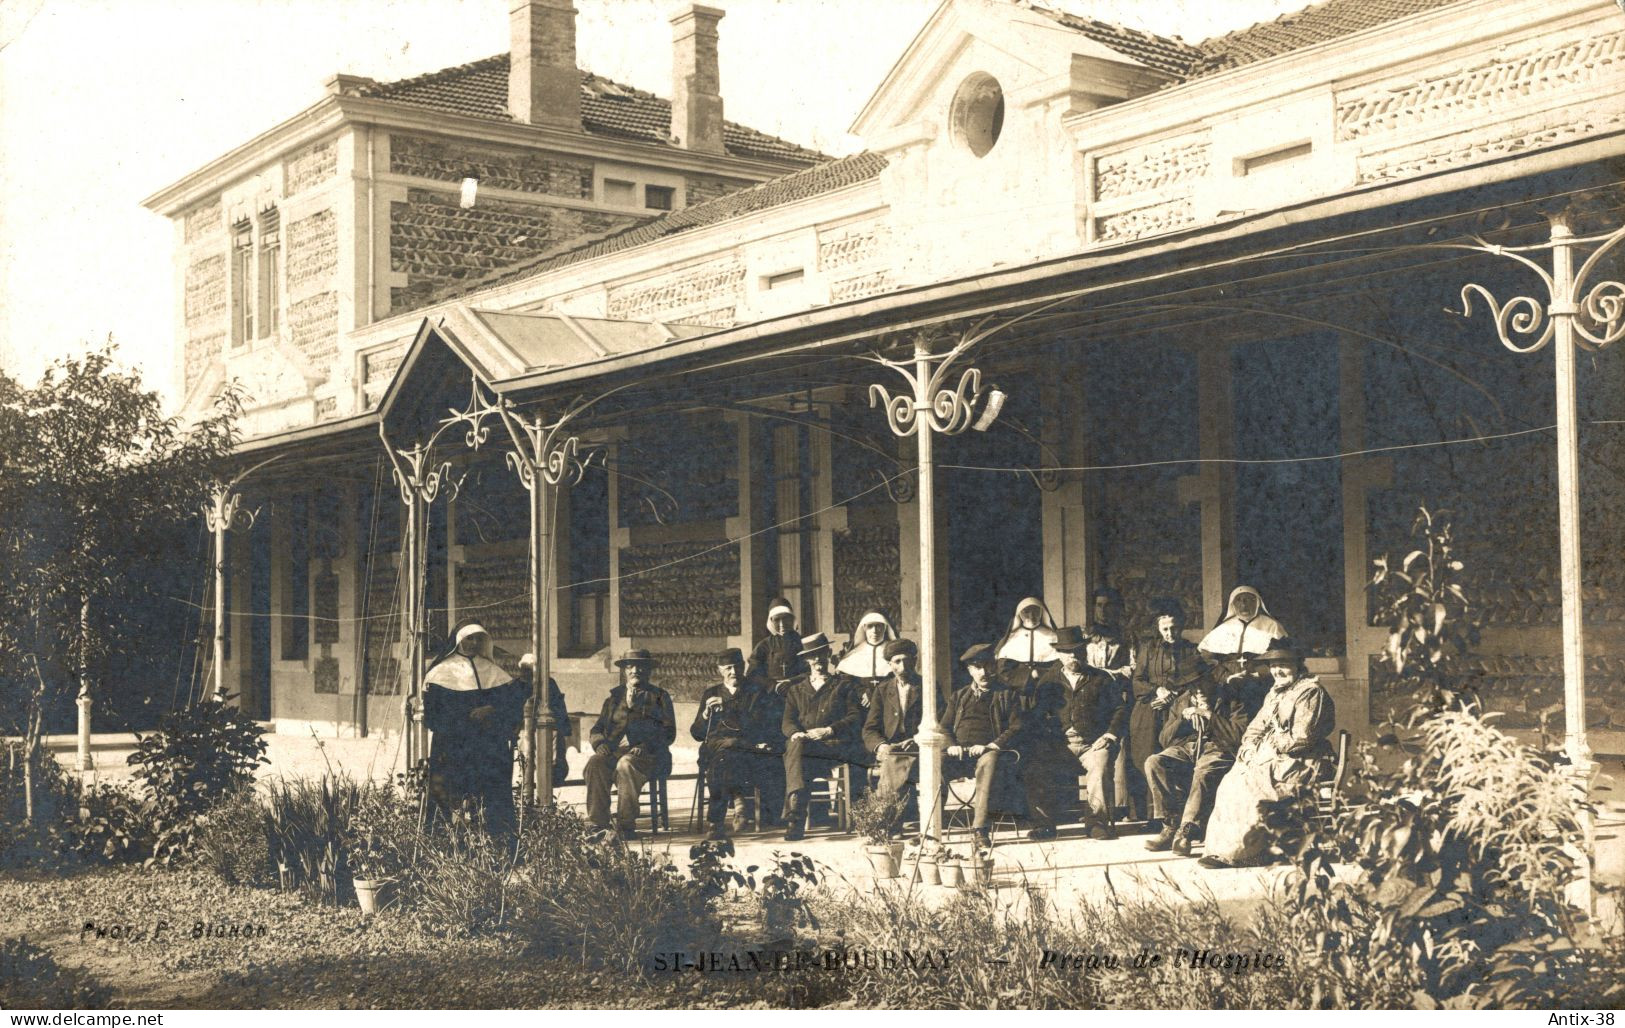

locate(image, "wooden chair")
[[1315, 730, 1352, 821], [805, 763, 854, 833], [687, 766, 764, 834]]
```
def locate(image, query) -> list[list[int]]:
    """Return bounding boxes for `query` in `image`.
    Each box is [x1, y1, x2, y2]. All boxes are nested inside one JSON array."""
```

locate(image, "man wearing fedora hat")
[[691, 647, 785, 839], [779, 632, 865, 841], [1039, 625, 1125, 840], [863, 638, 941, 826], [585, 649, 676, 838], [942, 643, 1020, 845], [1141, 660, 1252, 855]]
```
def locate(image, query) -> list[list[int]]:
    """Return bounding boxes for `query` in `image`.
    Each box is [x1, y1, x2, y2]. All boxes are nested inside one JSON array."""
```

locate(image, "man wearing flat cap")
[[779, 632, 865, 841], [863, 638, 942, 825], [691, 647, 785, 839], [585, 649, 676, 838], [941, 643, 1021, 845]]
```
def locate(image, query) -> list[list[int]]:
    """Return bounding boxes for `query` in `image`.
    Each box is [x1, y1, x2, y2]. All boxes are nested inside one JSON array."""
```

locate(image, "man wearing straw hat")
[[584, 649, 676, 839]]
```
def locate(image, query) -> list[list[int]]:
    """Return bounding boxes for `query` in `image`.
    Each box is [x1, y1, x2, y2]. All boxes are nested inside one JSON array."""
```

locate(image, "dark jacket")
[[1040, 665, 1126, 747], [590, 683, 676, 777], [1158, 682, 1255, 758], [518, 671, 572, 787], [1009, 673, 1069, 751], [780, 672, 863, 747], [862, 673, 941, 754], [941, 681, 1017, 750], [1129, 635, 1201, 764], [749, 633, 806, 690], [690, 680, 783, 757]]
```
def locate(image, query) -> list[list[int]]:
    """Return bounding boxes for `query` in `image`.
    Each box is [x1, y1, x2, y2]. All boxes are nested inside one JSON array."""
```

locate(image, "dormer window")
[[951, 73, 1004, 159]]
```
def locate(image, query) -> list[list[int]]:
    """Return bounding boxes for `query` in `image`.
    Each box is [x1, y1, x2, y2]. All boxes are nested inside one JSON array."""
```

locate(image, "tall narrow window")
[[258, 209, 280, 338], [231, 220, 254, 346]]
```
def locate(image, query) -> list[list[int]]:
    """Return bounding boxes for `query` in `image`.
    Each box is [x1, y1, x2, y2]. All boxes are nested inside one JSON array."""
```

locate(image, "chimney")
[[670, 5, 725, 153], [509, 0, 580, 130]]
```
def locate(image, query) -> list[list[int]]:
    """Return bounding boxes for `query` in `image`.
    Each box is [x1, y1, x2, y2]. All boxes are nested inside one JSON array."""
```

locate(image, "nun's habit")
[[1198, 586, 1287, 661], [994, 597, 1060, 685], [423, 622, 527, 837], [836, 609, 898, 706]]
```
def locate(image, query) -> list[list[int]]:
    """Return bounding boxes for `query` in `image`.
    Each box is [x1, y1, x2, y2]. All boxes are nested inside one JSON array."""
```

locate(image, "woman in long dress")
[[993, 596, 1060, 688], [422, 621, 528, 838], [1199, 640, 1335, 868], [835, 608, 897, 708]]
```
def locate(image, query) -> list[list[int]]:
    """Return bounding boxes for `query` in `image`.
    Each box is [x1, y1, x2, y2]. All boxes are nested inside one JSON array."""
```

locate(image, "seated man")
[[1041, 625, 1125, 840], [691, 647, 785, 839], [942, 644, 1019, 846], [863, 639, 942, 829], [749, 596, 807, 695], [1009, 639, 1072, 841], [583, 649, 676, 839], [780, 632, 865, 842], [1142, 661, 1250, 855], [518, 651, 571, 789]]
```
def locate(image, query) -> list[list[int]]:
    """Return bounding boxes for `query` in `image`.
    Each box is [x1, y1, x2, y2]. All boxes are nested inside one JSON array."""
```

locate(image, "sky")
[[0, 0, 1308, 408]]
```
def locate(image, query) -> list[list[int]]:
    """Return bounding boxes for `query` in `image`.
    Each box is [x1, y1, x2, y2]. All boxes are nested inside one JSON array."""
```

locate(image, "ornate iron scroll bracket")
[[1448, 220, 1625, 354]]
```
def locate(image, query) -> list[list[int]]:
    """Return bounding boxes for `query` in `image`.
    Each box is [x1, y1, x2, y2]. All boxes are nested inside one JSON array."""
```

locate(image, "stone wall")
[[285, 139, 337, 195], [618, 541, 742, 638], [390, 133, 594, 199], [389, 189, 641, 313], [286, 208, 339, 371], [182, 252, 227, 393]]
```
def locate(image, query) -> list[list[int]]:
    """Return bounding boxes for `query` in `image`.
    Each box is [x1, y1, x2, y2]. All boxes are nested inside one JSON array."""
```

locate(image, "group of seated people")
[[577, 588, 1339, 869]]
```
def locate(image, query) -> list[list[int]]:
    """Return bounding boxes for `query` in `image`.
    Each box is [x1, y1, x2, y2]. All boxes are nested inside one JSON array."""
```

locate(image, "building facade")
[[147, 0, 1625, 773]]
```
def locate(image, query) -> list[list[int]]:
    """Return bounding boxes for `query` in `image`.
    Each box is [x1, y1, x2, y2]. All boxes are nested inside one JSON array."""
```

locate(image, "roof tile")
[[358, 56, 827, 164]]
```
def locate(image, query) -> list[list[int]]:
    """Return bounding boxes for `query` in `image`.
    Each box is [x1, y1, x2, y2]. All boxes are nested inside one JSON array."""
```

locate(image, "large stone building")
[[148, 0, 1625, 777]]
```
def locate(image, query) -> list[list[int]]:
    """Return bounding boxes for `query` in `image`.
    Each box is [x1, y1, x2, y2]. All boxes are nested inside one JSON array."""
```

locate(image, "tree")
[[0, 345, 240, 822]]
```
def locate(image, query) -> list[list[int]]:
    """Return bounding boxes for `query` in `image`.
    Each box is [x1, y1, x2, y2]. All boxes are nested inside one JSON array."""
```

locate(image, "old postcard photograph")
[[1, 0, 1623, 1011]]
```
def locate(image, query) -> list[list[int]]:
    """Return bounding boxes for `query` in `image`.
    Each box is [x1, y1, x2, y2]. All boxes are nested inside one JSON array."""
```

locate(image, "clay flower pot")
[[939, 859, 963, 888], [917, 854, 940, 885], [865, 843, 900, 878], [353, 878, 390, 916]]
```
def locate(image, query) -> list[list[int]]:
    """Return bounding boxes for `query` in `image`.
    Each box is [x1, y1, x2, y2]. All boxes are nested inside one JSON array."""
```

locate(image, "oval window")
[[951, 73, 1004, 158]]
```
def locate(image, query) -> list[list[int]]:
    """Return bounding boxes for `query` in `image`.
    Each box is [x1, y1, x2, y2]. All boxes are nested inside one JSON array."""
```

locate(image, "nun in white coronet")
[[422, 621, 528, 839], [1198, 585, 1288, 671], [836, 609, 897, 707], [993, 596, 1060, 685]]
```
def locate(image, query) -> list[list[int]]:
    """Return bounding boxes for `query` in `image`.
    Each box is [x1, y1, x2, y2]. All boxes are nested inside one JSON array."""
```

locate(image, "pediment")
[[850, 0, 1168, 143]]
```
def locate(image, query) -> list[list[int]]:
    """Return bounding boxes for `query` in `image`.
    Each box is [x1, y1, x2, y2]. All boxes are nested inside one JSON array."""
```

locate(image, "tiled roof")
[[440, 150, 887, 300], [1190, 0, 1466, 77], [1024, 5, 1202, 79], [1027, 0, 1465, 81], [356, 55, 827, 164]]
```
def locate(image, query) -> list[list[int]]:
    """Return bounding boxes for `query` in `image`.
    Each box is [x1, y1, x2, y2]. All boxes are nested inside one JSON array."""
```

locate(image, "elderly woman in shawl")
[[423, 622, 528, 838], [994, 597, 1060, 687], [836, 608, 897, 708], [1198, 640, 1335, 869]]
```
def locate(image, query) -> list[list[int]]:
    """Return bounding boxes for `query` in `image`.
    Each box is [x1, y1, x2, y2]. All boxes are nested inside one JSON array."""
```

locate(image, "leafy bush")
[[848, 788, 905, 846], [0, 744, 79, 868], [1279, 707, 1596, 1008], [1369, 507, 1482, 714], [0, 937, 112, 1008], [126, 698, 267, 863], [193, 786, 274, 887], [70, 782, 151, 864]]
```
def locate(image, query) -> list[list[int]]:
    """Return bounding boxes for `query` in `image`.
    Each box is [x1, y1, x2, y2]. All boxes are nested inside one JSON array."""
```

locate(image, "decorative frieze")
[[1093, 197, 1196, 244], [606, 256, 744, 324], [286, 209, 338, 295], [285, 139, 337, 195], [817, 222, 888, 272], [829, 269, 895, 304], [1093, 135, 1211, 203], [1336, 30, 1625, 142], [1356, 98, 1625, 185], [183, 197, 222, 244]]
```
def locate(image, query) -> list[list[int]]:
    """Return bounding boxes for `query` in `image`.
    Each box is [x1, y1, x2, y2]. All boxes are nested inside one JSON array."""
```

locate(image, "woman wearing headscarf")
[[836, 608, 897, 708], [1128, 598, 1202, 834], [422, 621, 528, 838], [748, 596, 806, 694], [994, 596, 1060, 688], [1198, 640, 1335, 868]]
